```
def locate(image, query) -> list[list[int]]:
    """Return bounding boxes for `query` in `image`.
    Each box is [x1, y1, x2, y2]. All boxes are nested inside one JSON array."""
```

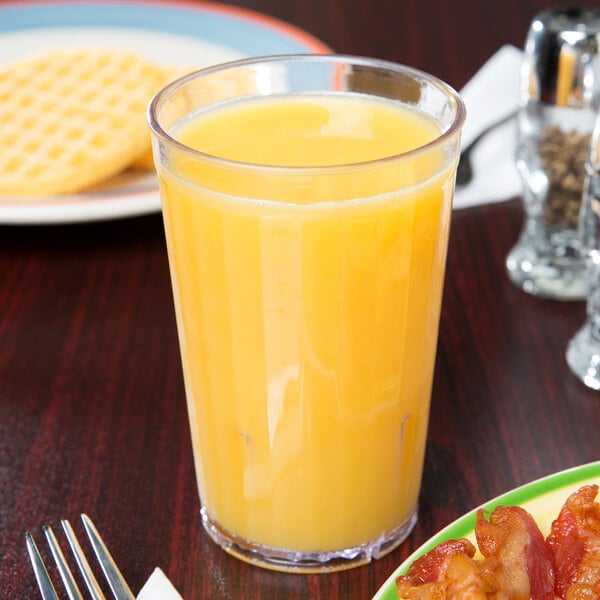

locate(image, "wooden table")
[[1, 0, 598, 598]]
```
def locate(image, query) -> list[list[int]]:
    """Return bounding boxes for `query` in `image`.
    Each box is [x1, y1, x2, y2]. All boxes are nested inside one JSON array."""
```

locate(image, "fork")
[[25, 514, 136, 600]]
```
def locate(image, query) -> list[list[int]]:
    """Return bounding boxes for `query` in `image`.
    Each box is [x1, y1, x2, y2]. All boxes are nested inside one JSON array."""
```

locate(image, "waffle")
[[132, 64, 197, 171], [0, 48, 164, 195]]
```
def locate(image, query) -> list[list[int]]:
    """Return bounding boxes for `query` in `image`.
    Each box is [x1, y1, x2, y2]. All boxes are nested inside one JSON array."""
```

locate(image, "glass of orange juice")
[[148, 55, 464, 573]]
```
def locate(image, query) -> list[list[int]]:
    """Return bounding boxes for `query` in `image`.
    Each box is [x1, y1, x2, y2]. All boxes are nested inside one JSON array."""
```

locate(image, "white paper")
[[454, 44, 524, 209], [137, 567, 183, 600]]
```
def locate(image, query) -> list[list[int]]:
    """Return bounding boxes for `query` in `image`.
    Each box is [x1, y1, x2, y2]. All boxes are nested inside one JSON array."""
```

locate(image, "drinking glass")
[[148, 55, 464, 572]]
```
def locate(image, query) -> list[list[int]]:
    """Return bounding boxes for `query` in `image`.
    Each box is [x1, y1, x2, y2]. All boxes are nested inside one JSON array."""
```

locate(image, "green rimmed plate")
[[373, 461, 600, 600]]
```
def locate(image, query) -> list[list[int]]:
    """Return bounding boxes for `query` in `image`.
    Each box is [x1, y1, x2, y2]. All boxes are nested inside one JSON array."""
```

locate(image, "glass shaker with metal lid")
[[566, 114, 600, 388], [506, 6, 600, 300]]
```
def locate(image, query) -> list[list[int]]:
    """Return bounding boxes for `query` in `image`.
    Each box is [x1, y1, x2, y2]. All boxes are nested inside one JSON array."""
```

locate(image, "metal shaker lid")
[[521, 7, 600, 108]]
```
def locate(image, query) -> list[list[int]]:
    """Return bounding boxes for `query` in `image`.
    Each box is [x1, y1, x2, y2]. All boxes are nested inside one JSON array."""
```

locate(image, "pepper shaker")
[[506, 7, 600, 300]]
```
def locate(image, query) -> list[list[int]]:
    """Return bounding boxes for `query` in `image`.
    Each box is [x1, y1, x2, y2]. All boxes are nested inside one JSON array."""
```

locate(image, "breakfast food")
[[396, 484, 600, 600], [0, 48, 166, 195], [132, 64, 196, 171]]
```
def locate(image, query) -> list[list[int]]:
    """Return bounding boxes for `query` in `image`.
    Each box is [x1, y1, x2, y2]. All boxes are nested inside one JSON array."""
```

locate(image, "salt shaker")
[[566, 114, 600, 389], [506, 7, 600, 300]]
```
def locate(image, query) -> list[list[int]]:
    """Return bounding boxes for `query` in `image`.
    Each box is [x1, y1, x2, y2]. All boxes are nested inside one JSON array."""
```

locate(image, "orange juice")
[[158, 93, 455, 556]]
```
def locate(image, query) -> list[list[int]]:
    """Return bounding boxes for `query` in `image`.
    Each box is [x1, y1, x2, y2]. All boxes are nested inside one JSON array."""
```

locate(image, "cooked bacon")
[[395, 485, 600, 600], [546, 484, 600, 600], [398, 538, 477, 585], [396, 538, 491, 600], [395, 506, 555, 600], [475, 505, 555, 600]]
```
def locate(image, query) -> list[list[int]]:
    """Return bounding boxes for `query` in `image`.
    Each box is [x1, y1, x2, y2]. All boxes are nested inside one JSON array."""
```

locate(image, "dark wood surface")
[[1, 0, 599, 598]]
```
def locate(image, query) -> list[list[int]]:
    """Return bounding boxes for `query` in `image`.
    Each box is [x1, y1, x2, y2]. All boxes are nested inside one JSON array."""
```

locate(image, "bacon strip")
[[475, 505, 555, 600], [396, 538, 491, 600], [395, 505, 555, 600], [546, 484, 600, 599]]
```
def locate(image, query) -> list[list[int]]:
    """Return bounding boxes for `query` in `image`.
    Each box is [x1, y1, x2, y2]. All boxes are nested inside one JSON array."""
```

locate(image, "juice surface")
[[176, 94, 439, 166], [159, 93, 455, 553]]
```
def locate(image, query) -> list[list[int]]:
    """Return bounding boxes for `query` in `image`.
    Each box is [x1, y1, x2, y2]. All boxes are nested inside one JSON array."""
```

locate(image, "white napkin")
[[137, 567, 184, 600], [454, 44, 523, 209]]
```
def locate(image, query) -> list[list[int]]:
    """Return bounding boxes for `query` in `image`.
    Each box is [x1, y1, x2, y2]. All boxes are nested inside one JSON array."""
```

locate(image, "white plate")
[[0, 1, 330, 225], [373, 461, 600, 600]]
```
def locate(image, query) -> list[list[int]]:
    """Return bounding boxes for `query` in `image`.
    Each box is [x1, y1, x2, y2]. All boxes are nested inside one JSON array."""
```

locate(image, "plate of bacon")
[[373, 461, 600, 600]]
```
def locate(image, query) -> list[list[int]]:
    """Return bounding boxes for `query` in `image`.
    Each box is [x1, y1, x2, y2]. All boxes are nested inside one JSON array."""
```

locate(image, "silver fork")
[[25, 514, 136, 600]]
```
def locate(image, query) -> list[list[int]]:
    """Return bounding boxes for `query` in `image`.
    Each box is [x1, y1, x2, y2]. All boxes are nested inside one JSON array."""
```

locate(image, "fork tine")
[[80, 514, 136, 600], [42, 525, 85, 600], [61, 519, 107, 600], [25, 531, 60, 600]]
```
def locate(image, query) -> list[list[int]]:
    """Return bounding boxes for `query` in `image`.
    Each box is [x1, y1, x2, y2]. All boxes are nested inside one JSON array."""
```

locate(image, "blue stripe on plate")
[[0, 1, 330, 55]]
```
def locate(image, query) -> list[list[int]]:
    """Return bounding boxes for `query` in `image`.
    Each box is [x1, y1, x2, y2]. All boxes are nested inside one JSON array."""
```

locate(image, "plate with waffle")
[[0, 1, 330, 224]]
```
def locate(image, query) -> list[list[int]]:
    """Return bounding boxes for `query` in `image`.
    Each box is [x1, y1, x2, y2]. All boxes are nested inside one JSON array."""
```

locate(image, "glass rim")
[[147, 53, 466, 174]]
